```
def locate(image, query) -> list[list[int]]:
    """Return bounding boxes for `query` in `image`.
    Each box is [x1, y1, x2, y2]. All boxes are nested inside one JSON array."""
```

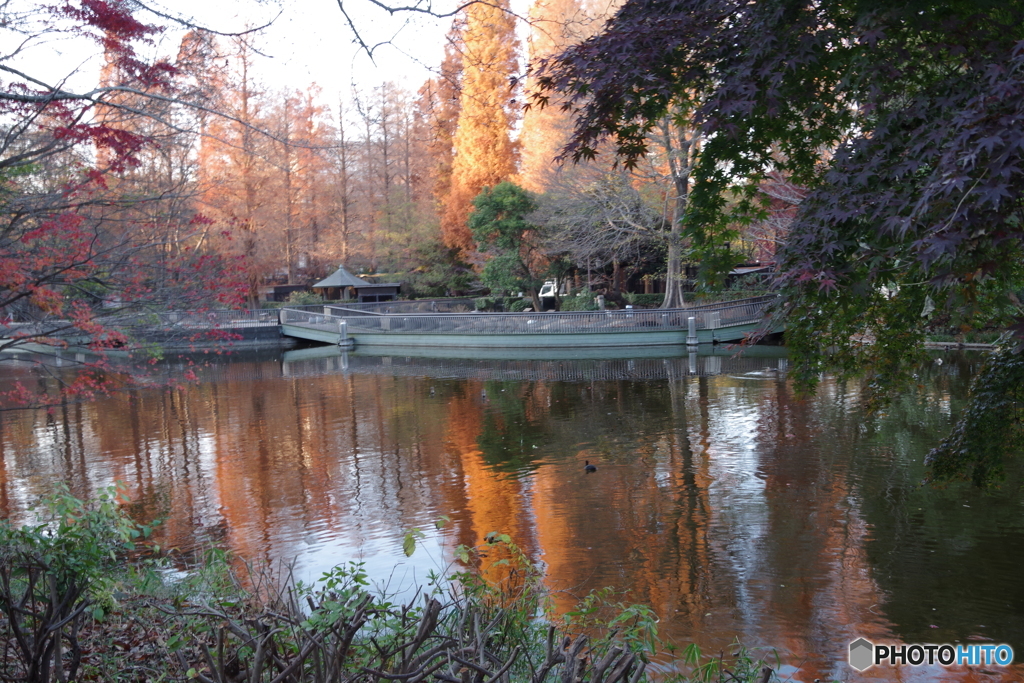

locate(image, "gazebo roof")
[[312, 266, 370, 289]]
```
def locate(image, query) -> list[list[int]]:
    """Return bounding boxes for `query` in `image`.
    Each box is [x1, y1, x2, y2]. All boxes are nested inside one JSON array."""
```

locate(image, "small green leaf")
[[454, 545, 471, 563], [434, 515, 451, 530], [403, 532, 416, 557]]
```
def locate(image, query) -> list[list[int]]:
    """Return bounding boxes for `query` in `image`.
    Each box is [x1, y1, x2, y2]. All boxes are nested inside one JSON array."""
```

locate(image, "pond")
[[1, 345, 1022, 681]]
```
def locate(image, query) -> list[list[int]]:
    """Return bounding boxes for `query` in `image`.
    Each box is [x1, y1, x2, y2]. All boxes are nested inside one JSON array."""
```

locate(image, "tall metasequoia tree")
[[278, 94, 298, 283], [185, 30, 228, 217], [292, 89, 332, 278], [420, 21, 464, 220], [385, 85, 444, 271], [331, 102, 356, 267], [262, 88, 331, 283], [369, 82, 417, 270], [353, 87, 383, 271], [373, 83, 400, 242], [199, 37, 272, 305], [519, 0, 591, 193], [343, 82, 434, 274], [442, 0, 521, 252]]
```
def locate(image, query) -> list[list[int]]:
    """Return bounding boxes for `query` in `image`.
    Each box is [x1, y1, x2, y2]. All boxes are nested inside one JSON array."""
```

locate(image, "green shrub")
[[0, 483, 155, 682], [679, 641, 780, 683], [560, 294, 600, 311], [507, 298, 531, 312], [169, 529, 675, 683], [475, 296, 496, 311], [624, 293, 665, 308], [286, 290, 324, 306]]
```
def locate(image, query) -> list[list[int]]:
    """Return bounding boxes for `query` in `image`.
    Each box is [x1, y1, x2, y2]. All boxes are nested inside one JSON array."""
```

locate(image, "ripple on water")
[[2, 351, 1022, 680]]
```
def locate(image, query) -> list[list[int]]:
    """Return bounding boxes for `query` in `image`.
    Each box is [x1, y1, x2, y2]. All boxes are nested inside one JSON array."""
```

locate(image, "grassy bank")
[[1, 485, 779, 683]]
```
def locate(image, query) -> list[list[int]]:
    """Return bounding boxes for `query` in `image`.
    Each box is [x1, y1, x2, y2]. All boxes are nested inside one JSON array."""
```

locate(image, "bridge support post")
[[687, 316, 699, 346]]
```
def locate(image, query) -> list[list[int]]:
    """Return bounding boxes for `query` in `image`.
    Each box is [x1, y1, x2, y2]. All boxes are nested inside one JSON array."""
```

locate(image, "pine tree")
[[442, 0, 520, 252]]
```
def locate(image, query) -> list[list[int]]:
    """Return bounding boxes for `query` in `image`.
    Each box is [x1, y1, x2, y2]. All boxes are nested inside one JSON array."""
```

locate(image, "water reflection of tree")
[[3, 353, 1023, 679], [475, 381, 548, 474], [853, 356, 1024, 652]]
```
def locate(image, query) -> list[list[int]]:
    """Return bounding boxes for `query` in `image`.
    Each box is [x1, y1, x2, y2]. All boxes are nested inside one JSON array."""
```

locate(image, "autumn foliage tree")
[[421, 21, 465, 219], [518, 0, 592, 194], [442, 0, 521, 252], [194, 36, 276, 305], [1, 2, 246, 405]]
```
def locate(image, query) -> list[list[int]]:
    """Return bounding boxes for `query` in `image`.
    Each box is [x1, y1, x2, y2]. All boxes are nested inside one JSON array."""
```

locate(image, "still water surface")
[[1, 347, 1022, 681]]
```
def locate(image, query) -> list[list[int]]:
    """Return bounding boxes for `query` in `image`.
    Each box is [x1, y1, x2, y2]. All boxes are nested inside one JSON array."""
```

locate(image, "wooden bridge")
[[2, 298, 779, 360], [278, 296, 778, 350]]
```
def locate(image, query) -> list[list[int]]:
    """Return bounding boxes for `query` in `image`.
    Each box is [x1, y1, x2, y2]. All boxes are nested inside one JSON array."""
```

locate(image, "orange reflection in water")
[[0, 353, 1019, 682]]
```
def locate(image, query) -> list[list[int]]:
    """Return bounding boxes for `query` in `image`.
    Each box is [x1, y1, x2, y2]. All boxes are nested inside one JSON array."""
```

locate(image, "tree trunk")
[[283, 105, 294, 284], [529, 289, 543, 312], [337, 102, 351, 266], [657, 107, 699, 310], [662, 209, 686, 308]]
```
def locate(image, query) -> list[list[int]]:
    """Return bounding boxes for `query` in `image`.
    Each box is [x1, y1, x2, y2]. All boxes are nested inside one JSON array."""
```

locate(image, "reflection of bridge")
[[279, 345, 790, 382], [279, 296, 778, 348]]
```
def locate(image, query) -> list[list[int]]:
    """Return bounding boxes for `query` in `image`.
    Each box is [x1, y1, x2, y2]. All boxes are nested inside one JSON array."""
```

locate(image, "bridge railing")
[[104, 308, 279, 329], [327, 298, 479, 314], [281, 296, 774, 336], [279, 309, 350, 335]]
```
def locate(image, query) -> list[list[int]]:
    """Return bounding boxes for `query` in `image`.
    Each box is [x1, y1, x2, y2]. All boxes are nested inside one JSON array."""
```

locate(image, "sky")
[[11, 0, 531, 104], [145, 0, 458, 95]]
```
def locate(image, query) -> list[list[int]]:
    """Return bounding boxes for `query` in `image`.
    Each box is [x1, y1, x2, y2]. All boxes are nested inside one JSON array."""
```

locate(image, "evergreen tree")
[[470, 182, 547, 310]]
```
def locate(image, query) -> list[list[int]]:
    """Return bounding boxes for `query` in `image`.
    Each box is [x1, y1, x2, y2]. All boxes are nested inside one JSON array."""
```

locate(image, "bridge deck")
[[279, 296, 778, 348]]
